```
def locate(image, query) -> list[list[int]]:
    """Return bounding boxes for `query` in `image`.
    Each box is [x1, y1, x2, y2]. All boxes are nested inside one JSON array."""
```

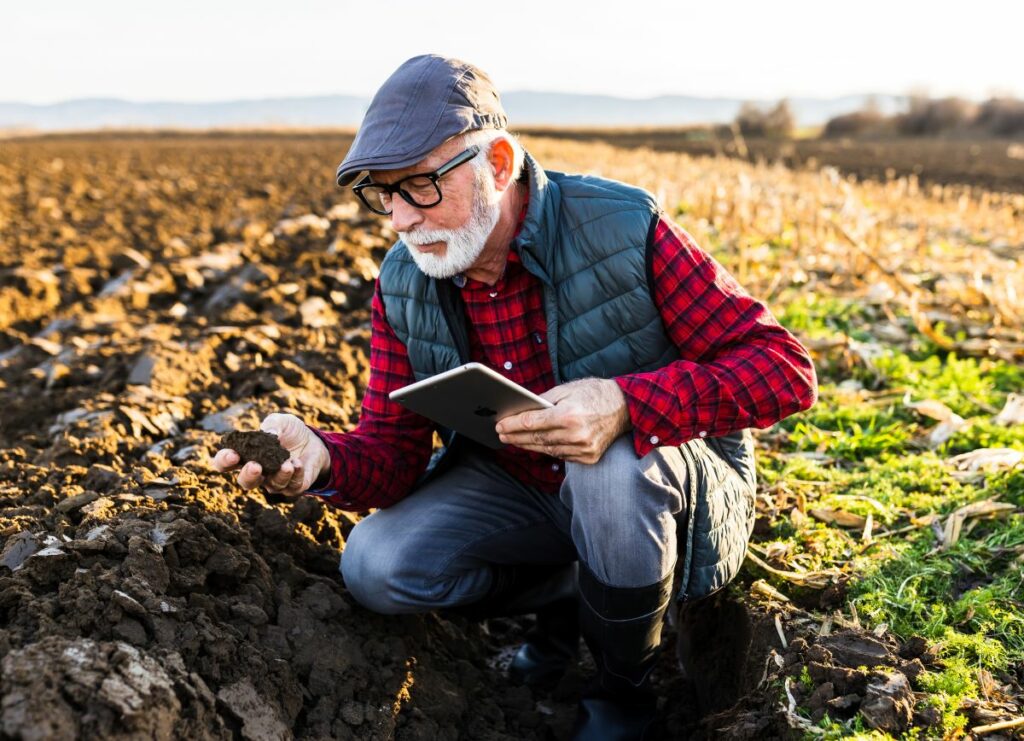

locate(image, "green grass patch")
[[822, 454, 979, 523], [871, 351, 1024, 413], [752, 328, 1024, 737], [852, 515, 1024, 668], [749, 286, 1024, 736]]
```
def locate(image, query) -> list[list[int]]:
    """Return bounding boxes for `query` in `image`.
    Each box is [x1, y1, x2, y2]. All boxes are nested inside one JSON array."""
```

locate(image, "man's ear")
[[488, 138, 515, 191]]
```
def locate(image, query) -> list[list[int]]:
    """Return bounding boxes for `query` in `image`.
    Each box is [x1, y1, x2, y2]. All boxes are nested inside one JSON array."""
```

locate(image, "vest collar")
[[511, 150, 560, 286]]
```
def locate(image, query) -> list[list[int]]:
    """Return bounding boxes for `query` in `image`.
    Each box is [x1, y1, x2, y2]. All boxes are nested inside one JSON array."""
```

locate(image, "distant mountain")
[[0, 92, 907, 132], [0, 95, 369, 131]]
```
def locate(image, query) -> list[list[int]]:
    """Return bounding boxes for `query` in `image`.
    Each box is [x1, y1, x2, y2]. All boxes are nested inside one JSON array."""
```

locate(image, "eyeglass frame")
[[351, 145, 481, 215]]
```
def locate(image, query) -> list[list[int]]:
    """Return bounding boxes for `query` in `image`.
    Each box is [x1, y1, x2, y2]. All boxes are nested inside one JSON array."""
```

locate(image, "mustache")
[[400, 228, 458, 246]]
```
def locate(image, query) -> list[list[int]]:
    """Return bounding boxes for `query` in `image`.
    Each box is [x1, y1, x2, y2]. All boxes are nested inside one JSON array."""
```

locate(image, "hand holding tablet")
[[389, 363, 553, 449]]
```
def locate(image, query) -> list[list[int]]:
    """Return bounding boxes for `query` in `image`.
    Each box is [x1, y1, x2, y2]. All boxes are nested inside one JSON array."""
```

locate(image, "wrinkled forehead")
[[366, 137, 466, 185]]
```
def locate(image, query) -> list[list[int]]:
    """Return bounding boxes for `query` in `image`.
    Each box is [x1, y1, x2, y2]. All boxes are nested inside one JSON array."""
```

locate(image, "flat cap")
[[336, 54, 507, 187]]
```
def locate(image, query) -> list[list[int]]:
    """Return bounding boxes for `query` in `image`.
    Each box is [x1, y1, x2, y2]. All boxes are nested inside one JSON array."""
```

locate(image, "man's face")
[[367, 138, 500, 279]]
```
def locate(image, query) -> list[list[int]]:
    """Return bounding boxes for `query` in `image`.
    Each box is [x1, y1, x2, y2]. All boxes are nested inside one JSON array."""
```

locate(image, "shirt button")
[[503, 361, 513, 370], [650, 435, 660, 445], [551, 463, 560, 471], [489, 291, 498, 298], [533, 332, 544, 344], [699, 430, 707, 438]]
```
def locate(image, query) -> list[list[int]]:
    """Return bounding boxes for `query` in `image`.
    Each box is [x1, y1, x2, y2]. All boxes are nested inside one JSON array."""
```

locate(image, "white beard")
[[399, 169, 501, 279]]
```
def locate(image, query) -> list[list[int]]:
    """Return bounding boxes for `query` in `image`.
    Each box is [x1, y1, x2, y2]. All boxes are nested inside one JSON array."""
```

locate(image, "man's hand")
[[211, 413, 330, 497], [495, 378, 632, 464]]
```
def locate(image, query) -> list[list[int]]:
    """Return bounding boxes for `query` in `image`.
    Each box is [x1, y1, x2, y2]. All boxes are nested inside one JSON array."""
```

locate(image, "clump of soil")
[[220, 430, 290, 476], [1, 636, 220, 739], [788, 631, 929, 732], [690, 614, 939, 739]]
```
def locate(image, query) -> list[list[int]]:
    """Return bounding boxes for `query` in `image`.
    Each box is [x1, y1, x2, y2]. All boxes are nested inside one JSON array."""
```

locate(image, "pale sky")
[[5, 0, 1021, 104]]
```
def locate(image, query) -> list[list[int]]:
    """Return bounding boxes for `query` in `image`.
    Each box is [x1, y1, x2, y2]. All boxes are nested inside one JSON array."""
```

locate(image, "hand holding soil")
[[212, 413, 331, 497]]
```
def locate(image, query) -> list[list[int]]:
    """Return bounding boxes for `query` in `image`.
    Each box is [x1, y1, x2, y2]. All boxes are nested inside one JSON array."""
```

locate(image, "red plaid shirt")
[[307, 217, 817, 510]]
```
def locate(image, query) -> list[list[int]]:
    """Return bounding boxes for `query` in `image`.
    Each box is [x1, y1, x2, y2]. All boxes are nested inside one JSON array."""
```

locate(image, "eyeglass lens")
[[360, 175, 441, 214]]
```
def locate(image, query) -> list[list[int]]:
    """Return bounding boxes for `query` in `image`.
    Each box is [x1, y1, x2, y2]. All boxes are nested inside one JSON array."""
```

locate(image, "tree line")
[[733, 96, 1024, 139]]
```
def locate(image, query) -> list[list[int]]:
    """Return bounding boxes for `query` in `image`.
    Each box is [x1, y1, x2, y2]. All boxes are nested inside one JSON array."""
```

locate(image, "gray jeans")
[[340, 434, 745, 615]]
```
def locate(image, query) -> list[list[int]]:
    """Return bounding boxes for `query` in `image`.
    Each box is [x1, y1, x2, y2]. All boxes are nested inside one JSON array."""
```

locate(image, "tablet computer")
[[389, 362, 554, 449]]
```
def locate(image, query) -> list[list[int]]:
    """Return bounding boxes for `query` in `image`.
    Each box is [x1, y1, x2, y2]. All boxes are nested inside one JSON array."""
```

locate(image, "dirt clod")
[[860, 670, 915, 733], [220, 431, 290, 476]]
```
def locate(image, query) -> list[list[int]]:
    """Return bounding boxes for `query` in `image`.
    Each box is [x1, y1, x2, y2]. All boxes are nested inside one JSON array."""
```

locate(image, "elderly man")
[[214, 55, 817, 739]]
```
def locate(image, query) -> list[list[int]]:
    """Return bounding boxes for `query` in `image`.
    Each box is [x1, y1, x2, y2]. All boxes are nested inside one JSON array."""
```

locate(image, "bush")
[[735, 99, 794, 138], [895, 96, 978, 135], [822, 110, 890, 138], [975, 97, 1024, 136], [822, 95, 1024, 139]]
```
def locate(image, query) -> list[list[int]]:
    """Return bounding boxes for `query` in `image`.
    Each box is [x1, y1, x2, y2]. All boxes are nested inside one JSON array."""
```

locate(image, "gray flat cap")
[[336, 54, 507, 187]]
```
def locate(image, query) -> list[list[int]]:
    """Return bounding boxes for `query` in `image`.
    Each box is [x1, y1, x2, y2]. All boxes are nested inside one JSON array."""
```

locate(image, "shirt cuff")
[[614, 373, 709, 456]]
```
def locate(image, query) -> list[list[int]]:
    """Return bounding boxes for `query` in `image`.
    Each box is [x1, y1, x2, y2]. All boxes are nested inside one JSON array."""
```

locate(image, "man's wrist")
[[301, 426, 335, 493], [606, 378, 633, 436], [310, 467, 331, 491], [312, 438, 332, 490]]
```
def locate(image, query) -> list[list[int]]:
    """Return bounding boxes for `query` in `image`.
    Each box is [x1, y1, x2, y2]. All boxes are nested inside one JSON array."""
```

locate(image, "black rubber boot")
[[507, 595, 579, 689], [571, 564, 673, 741], [443, 563, 580, 689]]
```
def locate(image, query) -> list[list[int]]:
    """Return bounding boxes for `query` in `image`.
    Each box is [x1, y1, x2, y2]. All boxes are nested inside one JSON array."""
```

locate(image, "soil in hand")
[[220, 430, 291, 476]]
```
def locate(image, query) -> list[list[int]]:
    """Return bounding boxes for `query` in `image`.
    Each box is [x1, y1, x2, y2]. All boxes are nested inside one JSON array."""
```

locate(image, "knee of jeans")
[[564, 440, 684, 526], [562, 443, 643, 525], [339, 519, 408, 615]]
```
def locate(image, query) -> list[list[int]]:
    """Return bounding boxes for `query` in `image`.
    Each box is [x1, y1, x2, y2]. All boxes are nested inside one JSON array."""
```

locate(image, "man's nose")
[[388, 196, 423, 233]]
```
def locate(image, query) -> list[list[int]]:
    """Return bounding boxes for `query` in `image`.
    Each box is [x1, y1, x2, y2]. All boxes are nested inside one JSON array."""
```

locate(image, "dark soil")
[[220, 430, 290, 476]]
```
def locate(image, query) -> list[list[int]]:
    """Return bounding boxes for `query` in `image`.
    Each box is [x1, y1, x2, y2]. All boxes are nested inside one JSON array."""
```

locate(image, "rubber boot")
[[571, 564, 673, 741], [444, 562, 581, 689], [675, 588, 752, 716], [507, 595, 579, 690]]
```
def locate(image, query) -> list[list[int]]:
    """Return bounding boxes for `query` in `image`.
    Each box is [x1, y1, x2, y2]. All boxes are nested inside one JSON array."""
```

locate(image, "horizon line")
[[0, 89, 939, 108]]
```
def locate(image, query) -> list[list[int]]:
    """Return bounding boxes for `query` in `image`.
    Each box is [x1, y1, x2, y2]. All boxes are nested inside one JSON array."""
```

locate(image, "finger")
[[261, 412, 287, 431], [265, 460, 296, 490], [270, 460, 294, 483], [212, 449, 240, 472], [260, 414, 287, 440], [498, 427, 575, 446], [237, 461, 264, 490], [542, 445, 583, 460], [496, 408, 561, 434], [284, 462, 307, 497], [503, 438, 581, 459], [539, 385, 575, 404]]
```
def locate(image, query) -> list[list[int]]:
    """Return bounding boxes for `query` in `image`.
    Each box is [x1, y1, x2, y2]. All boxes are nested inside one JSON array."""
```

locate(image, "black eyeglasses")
[[352, 145, 481, 216]]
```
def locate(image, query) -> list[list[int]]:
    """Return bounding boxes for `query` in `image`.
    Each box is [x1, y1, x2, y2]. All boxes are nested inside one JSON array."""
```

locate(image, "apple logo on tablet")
[[474, 405, 497, 417]]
